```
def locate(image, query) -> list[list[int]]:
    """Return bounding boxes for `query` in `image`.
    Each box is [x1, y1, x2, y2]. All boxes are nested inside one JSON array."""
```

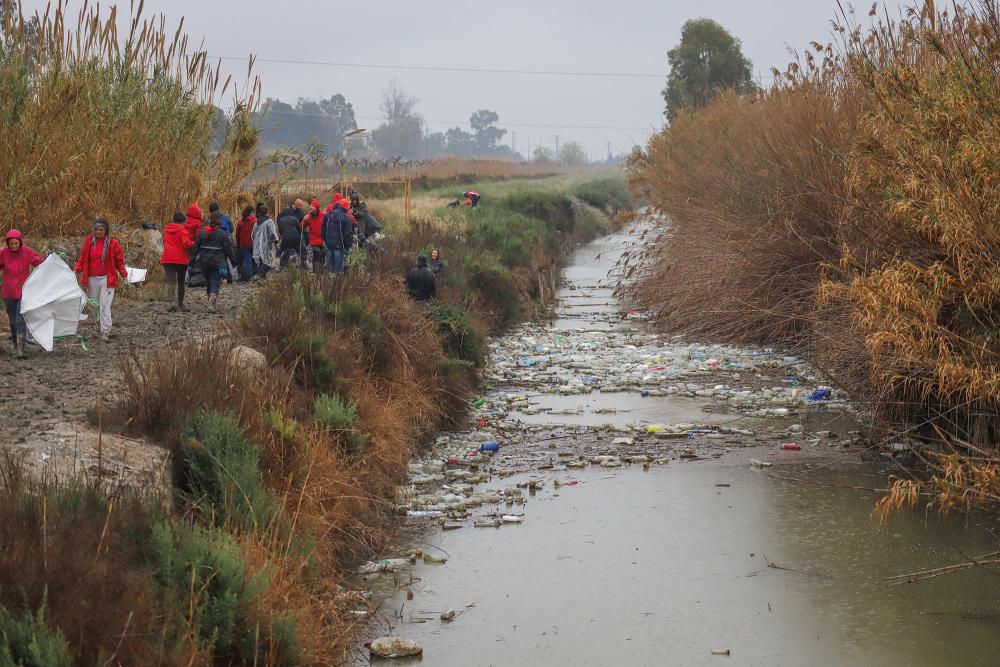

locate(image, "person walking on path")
[[276, 206, 302, 268], [0, 229, 44, 357], [251, 206, 278, 279], [405, 254, 437, 302], [74, 219, 127, 342], [161, 211, 194, 311], [235, 206, 257, 281], [429, 248, 445, 277], [322, 200, 354, 274], [301, 199, 326, 272], [190, 211, 237, 310], [184, 203, 204, 243]]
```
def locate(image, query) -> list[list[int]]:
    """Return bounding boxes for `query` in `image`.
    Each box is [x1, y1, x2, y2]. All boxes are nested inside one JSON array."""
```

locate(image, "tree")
[[558, 141, 587, 166], [254, 94, 357, 155], [532, 146, 554, 164], [662, 18, 755, 121], [379, 78, 419, 125], [469, 109, 507, 154], [372, 79, 423, 158]]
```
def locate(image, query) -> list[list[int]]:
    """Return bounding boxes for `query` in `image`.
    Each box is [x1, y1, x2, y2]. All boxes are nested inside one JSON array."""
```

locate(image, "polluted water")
[[351, 222, 1000, 666]]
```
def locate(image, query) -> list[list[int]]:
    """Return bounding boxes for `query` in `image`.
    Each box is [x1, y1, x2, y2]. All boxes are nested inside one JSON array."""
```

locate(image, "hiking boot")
[[178, 303, 188, 312], [14, 335, 26, 359], [167, 304, 177, 313], [101, 333, 110, 343]]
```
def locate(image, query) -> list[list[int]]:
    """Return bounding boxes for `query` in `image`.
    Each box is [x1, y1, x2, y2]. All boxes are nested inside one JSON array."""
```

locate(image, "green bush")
[[335, 297, 367, 328], [467, 209, 542, 268], [468, 258, 521, 328], [313, 394, 366, 453], [150, 520, 301, 663], [570, 175, 631, 211], [430, 303, 485, 366], [313, 394, 357, 431], [180, 411, 276, 532], [289, 334, 338, 391], [334, 299, 390, 371], [0, 602, 72, 667]]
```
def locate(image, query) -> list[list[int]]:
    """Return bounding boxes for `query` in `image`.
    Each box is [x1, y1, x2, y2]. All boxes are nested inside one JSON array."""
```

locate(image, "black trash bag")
[[185, 264, 207, 287]]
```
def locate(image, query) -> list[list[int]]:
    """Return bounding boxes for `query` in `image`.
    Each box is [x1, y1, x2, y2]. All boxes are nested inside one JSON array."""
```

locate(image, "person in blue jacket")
[[208, 202, 234, 234], [321, 200, 355, 274]]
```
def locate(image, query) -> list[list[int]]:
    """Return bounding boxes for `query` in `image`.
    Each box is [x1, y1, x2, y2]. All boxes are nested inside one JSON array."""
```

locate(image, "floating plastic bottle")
[[480, 441, 500, 453]]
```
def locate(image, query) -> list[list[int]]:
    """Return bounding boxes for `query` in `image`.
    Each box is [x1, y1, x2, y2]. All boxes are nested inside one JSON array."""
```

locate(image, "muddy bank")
[[352, 225, 1000, 666]]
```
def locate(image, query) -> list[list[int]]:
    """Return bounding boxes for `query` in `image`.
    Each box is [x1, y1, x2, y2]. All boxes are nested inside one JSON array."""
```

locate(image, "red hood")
[[185, 204, 203, 222]]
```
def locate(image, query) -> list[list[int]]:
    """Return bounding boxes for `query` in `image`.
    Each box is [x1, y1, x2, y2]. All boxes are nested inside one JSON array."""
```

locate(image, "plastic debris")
[[750, 458, 773, 468], [480, 441, 500, 453], [782, 443, 801, 451], [357, 558, 410, 574], [440, 610, 457, 622]]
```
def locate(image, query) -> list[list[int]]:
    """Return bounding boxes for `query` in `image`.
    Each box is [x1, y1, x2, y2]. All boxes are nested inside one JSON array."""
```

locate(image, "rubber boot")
[[14, 335, 26, 359]]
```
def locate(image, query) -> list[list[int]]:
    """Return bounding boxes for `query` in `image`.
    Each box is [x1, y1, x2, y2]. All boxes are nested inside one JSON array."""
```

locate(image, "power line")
[[259, 108, 655, 132], [215, 55, 663, 79]]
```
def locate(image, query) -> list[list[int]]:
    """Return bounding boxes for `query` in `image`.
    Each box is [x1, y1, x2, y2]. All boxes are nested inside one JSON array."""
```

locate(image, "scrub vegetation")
[[625, 0, 1000, 517], [0, 173, 626, 663]]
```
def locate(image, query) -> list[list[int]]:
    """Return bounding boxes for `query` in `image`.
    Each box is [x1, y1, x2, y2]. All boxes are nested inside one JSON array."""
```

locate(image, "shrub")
[[0, 602, 72, 667], [179, 411, 277, 532], [467, 258, 521, 328], [430, 303, 485, 366], [288, 334, 338, 391], [570, 175, 631, 211], [313, 394, 366, 454], [313, 394, 358, 431], [151, 520, 300, 662]]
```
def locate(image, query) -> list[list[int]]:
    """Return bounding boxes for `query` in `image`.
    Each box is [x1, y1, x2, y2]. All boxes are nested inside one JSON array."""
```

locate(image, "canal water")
[[358, 226, 1000, 666]]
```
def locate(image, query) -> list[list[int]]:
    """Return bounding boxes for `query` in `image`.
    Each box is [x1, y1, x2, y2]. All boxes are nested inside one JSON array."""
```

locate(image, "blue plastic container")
[[480, 441, 500, 453]]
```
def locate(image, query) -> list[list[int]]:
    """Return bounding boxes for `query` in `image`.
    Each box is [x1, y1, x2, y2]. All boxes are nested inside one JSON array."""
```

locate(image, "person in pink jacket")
[[0, 229, 44, 358]]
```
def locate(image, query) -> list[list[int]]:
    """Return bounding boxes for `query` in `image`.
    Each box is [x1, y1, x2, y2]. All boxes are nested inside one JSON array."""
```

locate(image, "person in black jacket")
[[190, 211, 237, 310], [276, 206, 302, 267], [405, 255, 436, 302], [322, 201, 354, 274]]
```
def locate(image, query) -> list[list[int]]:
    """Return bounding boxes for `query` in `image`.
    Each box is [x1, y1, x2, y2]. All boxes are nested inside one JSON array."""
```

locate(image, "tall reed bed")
[[0, 1, 259, 237], [626, 1, 1000, 515]]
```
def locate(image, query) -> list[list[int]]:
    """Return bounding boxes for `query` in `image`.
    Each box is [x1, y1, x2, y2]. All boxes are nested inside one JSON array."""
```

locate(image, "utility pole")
[[512, 131, 517, 155], [607, 141, 612, 163], [555, 135, 560, 159]]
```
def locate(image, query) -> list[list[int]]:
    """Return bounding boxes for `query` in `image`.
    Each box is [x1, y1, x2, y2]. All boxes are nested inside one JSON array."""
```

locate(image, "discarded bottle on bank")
[[480, 441, 500, 452], [782, 443, 801, 451]]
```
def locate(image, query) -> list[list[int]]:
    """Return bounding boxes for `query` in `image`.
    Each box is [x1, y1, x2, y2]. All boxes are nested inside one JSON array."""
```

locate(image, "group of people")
[[1, 189, 451, 358], [157, 191, 387, 312]]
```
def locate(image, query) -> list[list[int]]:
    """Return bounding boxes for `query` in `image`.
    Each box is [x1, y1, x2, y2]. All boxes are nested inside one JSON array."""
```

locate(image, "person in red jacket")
[[235, 205, 257, 281], [161, 211, 194, 312], [301, 198, 326, 273], [74, 219, 127, 342], [0, 229, 44, 358], [184, 203, 204, 243]]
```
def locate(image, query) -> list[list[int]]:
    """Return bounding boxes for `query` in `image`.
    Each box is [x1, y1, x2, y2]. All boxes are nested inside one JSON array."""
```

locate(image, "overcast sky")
[[23, 0, 909, 159]]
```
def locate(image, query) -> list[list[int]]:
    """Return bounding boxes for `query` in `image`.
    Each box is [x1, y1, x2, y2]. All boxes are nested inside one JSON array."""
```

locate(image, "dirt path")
[[0, 280, 257, 483]]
